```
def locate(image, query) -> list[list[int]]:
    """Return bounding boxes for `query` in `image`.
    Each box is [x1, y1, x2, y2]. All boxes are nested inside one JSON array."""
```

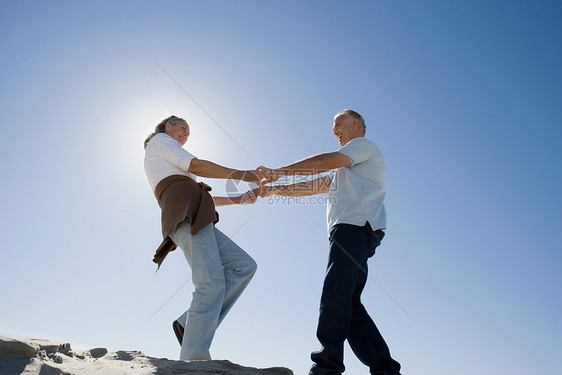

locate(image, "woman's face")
[[166, 120, 190, 146]]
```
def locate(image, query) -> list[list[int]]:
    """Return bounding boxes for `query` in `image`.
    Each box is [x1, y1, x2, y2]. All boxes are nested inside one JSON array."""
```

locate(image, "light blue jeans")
[[169, 220, 257, 360]]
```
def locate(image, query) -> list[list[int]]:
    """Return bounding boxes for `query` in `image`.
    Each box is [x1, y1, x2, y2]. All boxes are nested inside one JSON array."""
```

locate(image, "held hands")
[[235, 166, 281, 184], [230, 166, 282, 205], [258, 181, 274, 198], [234, 184, 269, 205], [237, 187, 260, 205], [257, 166, 283, 184]]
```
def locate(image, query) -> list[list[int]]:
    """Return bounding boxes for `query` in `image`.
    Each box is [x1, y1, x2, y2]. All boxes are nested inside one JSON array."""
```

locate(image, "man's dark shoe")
[[172, 320, 184, 345]]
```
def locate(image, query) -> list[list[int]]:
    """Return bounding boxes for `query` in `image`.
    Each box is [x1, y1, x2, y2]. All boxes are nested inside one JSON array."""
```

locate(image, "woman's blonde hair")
[[143, 115, 184, 149]]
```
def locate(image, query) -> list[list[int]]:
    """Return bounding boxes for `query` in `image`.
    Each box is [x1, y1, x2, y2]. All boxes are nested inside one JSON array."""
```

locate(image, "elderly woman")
[[144, 115, 260, 361]]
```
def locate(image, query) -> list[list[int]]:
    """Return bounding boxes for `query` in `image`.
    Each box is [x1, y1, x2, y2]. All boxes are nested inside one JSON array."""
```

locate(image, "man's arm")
[[258, 152, 350, 183], [261, 176, 331, 197], [189, 159, 262, 183]]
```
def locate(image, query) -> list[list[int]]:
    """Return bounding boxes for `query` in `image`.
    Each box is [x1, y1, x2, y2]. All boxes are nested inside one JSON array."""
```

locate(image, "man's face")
[[166, 120, 190, 147], [332, 114, 361, 146]]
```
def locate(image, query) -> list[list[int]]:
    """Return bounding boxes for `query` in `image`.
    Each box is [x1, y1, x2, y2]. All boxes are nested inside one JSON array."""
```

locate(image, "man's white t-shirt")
[[144, 133, 198, 192], [327, 137, 387, 232]]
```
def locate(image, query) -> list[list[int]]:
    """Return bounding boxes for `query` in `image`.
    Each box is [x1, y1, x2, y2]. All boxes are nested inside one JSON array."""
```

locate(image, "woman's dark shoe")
[[172, 320, 184, 345]]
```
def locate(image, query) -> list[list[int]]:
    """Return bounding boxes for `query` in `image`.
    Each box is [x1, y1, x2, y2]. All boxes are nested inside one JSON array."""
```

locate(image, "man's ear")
[[352, 119, 361, 134]]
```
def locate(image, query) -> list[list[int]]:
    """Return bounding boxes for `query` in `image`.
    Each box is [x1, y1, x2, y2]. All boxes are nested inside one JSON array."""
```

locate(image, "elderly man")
[[259, 110, 402, 375]]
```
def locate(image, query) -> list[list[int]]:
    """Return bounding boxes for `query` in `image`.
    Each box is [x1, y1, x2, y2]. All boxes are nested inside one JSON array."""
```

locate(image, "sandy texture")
[[0, 336, 293, 375]]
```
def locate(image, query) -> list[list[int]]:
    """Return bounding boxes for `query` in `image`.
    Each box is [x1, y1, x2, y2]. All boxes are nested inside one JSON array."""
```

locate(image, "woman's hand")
[[238, 188, 259, 204], [257, 166, 281, 183]]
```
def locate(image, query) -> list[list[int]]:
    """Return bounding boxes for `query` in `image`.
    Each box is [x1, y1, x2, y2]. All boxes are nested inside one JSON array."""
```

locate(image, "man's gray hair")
[[335, 109, 366, 136]]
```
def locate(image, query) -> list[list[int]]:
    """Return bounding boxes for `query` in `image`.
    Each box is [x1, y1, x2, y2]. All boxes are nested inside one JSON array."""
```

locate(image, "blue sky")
[[1, 1, 560, 374]]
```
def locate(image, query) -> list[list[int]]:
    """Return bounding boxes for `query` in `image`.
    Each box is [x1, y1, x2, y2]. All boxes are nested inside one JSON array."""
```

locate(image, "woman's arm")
[[189, 159, 261, 183], [213, 188, 259, 206]]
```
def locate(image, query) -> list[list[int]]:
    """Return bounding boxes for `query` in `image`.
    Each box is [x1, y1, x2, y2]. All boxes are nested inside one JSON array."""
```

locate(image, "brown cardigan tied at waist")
[[152, 174, 219, 269]]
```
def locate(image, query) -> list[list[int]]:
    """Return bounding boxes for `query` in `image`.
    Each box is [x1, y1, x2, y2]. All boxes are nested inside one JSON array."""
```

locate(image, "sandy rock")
[[88, 347, 108, 358], [0, 336, 293, 375], [0, 337, 37, 358], [51, 353, 64, 364]]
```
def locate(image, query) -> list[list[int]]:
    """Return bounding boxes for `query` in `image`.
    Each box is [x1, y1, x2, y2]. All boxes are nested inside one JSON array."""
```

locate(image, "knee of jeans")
[[248, 259, 258, 276], [229, 258, 257, 279], [238, 259, 257, 279]]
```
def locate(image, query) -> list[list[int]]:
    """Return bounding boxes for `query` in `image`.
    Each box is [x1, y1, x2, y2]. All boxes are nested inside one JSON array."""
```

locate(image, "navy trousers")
[[310, 223, 401, 375]]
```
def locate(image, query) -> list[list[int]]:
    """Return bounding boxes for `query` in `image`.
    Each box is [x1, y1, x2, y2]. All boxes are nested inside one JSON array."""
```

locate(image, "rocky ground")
[[0, 336, 293, 375]]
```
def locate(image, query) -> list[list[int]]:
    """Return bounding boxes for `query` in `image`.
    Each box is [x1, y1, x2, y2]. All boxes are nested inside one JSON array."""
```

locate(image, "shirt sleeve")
[[337, 138, 374, 165], [149, 133, 196, 172]]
